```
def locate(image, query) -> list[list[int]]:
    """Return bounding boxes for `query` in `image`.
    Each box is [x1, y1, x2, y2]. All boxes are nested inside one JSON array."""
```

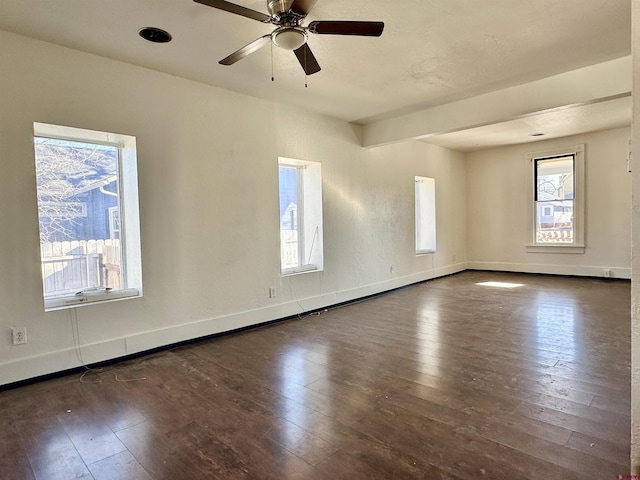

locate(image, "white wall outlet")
[[269, 287, 277, 298], [604, 269, 611, 278], [12, 327, 27, 345]]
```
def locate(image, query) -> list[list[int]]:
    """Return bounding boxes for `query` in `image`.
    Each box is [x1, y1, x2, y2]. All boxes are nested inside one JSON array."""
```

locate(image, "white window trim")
[[278, 157, 324, 276], [45, 288, 141, 310], [34, 122, 143, 310], [281, 264, 318, 276], [526, 144, 585, 254]]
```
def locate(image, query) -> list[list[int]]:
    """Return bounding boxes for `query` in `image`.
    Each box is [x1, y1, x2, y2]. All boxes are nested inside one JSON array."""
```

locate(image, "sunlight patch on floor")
[[475, 281, 525, 289]]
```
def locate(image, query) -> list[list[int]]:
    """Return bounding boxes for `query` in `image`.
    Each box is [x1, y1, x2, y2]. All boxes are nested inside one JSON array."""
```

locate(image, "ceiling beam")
[[361, 56, 632, 148]]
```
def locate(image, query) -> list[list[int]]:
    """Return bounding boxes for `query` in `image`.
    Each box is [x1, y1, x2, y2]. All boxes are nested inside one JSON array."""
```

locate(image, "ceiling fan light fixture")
[[272, 27, 306, 50]]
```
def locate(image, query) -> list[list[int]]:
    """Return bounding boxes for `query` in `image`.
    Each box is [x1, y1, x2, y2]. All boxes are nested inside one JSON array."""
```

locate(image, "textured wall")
[[631, 1, 640, 473], [465, 128, 632, 278], [0, 31, 468, 385]]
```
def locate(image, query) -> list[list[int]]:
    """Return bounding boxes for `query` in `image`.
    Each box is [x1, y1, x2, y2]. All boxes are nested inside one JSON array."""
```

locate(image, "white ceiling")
[[0, 0, 632, 151]]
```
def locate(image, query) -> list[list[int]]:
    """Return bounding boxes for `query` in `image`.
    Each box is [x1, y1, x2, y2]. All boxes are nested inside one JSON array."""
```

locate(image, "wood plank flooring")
[[0, 271, 631, 479]]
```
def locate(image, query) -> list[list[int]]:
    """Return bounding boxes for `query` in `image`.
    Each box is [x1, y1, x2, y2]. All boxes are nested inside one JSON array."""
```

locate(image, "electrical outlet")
[[269, 287, 277, 298], [12, 327, 27, 345]]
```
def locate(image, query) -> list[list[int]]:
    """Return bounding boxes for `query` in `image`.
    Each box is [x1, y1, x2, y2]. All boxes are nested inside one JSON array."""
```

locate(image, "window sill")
[[416, 249, 436, 256], [282, 264, 320, 276], [526, 244, 585, 254], [45, 288, 141, 311]]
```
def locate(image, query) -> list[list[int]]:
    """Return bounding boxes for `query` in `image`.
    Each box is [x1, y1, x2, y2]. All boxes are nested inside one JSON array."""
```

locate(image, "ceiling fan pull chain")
[[304, 46, 308, 88], [271, 41, 275, 82]]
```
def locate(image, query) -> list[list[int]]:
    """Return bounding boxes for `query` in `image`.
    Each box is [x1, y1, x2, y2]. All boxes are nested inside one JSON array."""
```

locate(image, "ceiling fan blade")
[[219, 35, 272, 66], [290, 0, 318, 16], [193, 0, 271, 23], [293, 43, 321, 75], [308, 20, 384, 36]]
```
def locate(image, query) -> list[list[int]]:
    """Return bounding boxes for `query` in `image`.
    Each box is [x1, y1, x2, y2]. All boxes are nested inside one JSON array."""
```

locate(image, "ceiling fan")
[[193, 0, 384, 75]]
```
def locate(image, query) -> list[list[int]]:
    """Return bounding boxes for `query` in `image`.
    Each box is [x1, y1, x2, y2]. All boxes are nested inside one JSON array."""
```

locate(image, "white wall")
[[631, 1, 640, 473], [465, 128, 632, 278], [0, 31, 468, 386]]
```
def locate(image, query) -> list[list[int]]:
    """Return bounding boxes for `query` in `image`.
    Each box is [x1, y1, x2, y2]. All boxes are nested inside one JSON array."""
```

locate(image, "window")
[[278, 157, 323, 274], [527, 144, 584, 253], [108, 206, 120, 239], [415, 176, 436, 254], [535, 155, 574, 243], [34, 122, 143, 310]]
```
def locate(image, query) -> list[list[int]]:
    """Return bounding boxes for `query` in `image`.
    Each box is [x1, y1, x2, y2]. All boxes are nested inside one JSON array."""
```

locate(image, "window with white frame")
[[415, 176, 436, 254], [527, 144, 584, 252], [278, 157, 323, 274], [108, 206, 120, 239], [33, 122, 143, 310]]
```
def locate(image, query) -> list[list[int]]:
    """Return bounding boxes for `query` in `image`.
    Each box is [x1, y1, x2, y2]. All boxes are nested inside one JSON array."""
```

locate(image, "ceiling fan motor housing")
[[268, 0, 294, 17]]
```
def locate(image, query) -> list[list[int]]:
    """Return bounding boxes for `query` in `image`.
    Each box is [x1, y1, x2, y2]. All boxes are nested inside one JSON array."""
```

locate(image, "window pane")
[[535, 156, 574, 244], [278, 158, 323, 275], [415, 176, 436, 253], [35, 137, 122, 297], [279, 165, 300, 269], [536, 199, 574, 243], [536, 156, 574, 201]]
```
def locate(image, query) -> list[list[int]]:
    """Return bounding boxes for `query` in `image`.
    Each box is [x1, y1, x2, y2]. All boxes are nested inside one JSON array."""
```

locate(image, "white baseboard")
[[467, 261, 631, 279], [0, 262, 469, 387]]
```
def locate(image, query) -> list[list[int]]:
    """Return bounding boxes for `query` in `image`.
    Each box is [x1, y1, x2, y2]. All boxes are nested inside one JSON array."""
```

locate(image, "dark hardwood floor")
[[0, 271, 631, 479]]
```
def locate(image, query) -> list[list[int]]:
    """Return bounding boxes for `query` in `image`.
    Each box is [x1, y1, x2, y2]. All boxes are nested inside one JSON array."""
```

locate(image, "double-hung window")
[[33, 122, 143, 310], [278, 157, 323, 275], [527, 144, 584, 252], [415, 176, 436, 254]]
